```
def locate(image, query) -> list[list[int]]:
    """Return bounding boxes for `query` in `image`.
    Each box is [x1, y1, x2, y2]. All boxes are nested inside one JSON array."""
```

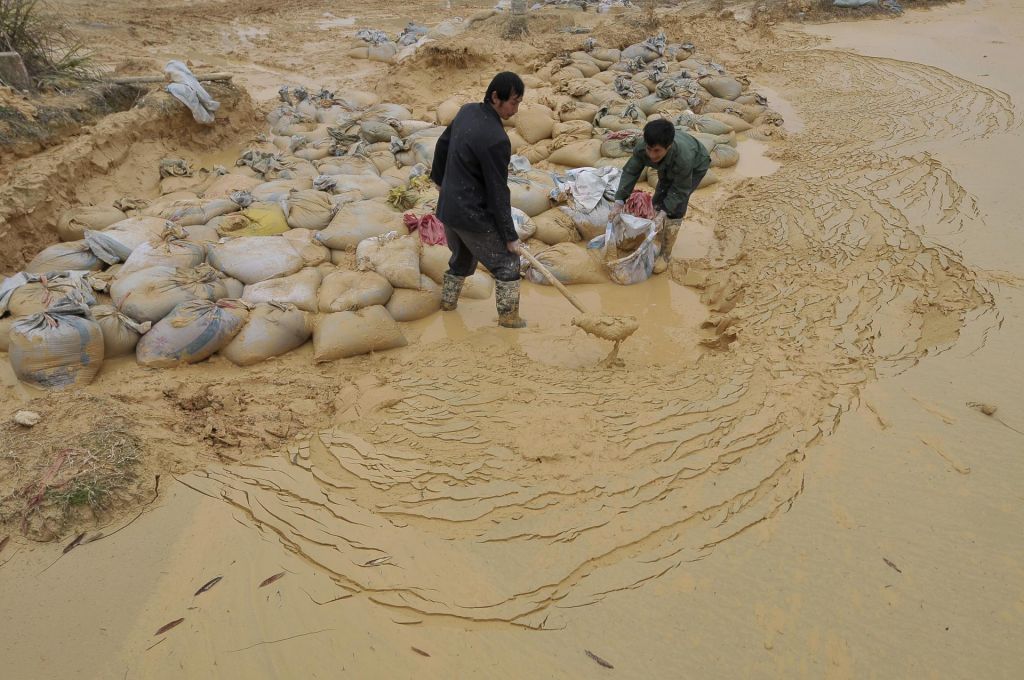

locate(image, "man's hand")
[[507, 240, 522, 254], [610, 200, 625, 219]]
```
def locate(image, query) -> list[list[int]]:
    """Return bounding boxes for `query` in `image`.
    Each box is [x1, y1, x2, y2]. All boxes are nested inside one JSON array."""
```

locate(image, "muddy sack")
[[9, 300, 104, 389], [117, 226, 207, 278], [112, 264, 228, 324], [318, 270, 394, 312], [207, 236, 306, 285], [710, 143, 740, 168], [136, 299, 248, 367], [313, 305, 408, 362], [57, 206, 127, 242], [385, 275, 441, 321], [242, 267, 321, 312], [283, 190, 337, 230], [524, 243, 608, 286], [532, 208, 581, 246], [547, 139, 603, 168], [561, 199, 615, 241], [509, 175, 554, 218], [1, 271, 96, 317], [316, 199, 408, 250], [85, 216, 175, 265], [356, 233, 422, 289], [143, 197, 240, 227], [26, 241, 103, 273], [700, 76, 743, 101], [221, 302, 312, 366], [587, 214, 660, 285], [92, 304, 151, 357]]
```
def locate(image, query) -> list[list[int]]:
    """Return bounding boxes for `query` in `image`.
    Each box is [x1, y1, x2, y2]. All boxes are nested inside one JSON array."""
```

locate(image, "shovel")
[[518, 247, 639, 362]]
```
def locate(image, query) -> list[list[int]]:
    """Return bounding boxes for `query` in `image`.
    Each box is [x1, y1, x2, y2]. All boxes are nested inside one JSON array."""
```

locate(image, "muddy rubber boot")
[[655, 218, 682, 274], [495, 279, 527, 328], [440, 272, 465, 311]]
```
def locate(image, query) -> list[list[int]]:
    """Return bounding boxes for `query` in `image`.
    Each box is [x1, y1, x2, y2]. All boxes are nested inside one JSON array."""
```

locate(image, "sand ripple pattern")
[[185, 50, 1010, 627]]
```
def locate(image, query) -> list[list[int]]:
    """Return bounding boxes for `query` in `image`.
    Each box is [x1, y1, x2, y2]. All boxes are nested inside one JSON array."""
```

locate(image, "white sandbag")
[[524, 243, 608, 285], [385, 275, 441, 321], [112, 264, 228, 324], [207, 236, 305, 285], [57, 206, 126, 242], [220, 302, 312, 366], [710, 143, 740, 168], [283, 189, 336, 230], [318, 270, 394, 312], [251, 178, 313, 202], [560, 199, 615, 241], [356, 233, 421, 289], [316, 200, 408, 250], [26, 241, 103, 273], [314, 305, 407, 362], [9, 300, 103, 388], [436, 97, 468, 126], [330, 174, 392, 200], [221, 276, 244, 298], [136, 299, 249, 367], [203, 173, 263, 199], [547, 139, 603, 168], [117, 226, 206, 278], [511, 207, 537, 241], [143, 197, 239, 227], [532, 208, 581, 245], [242, 267, 321, 312], [92, 304, 151, 358], [85, 216, 174, 264], [701, 112, 753, 132]]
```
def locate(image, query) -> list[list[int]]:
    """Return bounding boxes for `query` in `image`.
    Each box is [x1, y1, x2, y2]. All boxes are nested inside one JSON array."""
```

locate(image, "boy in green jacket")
[[610, 118, 711, 273]]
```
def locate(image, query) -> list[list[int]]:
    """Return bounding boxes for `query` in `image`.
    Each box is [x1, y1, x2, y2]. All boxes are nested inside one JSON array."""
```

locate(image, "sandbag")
[[242, 267, 321, 312], [330, 174, 392, 200], [361, 119, 398, 144], [207, 236, 305, 285], [621, 43, 660, 63], [385, 275, 441, 321], [532, 208, 580, 245], [9, 300, 104, 388], [436, 97, 468, 126], [514, 104, 556, 144], [251, 178, 313, 202], [221, 302, 312, 366], [3, 272, 96, 317], [556, 100, 599, 123], [710, 144, 740, 169], [26, 241, 103, 273], [117, 226, 206, 278], [701, 112, 753, 132], [552, 120, 594, 146], [221, 276, 244, 298], [509, 176, 554, 217], [57, 206, 126, 242], [0, 316, 12, 352], [316, 156, 380, 177], [368, 42, 398, 63], [356, 233, 421, 290], [144, 197, 240, 227], [214, 202, 290, 237], [418, 245, 495, 300], [561, 199, 615, 241], [283, 190, 336, 230], [85, 216, 174, 264], [279, 228, 329, 267], [136, 299, 249, 367], [92, 304, 150, 358], [318, 270, 394, 312], [590, 48, 621, 63], [314, 305, 407, 361], [700, 76, 743, 101], [316, 200, 408, 250], [524, 243, 607, 286], [517, 140, 553, 165], [112, 264, 228, 324], [547, 139, 603, 168], [203, 173, 263, 199], [182, 223, 220, 244]]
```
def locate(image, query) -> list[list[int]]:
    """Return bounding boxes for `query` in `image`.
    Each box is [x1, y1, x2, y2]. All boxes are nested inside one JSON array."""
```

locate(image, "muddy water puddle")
[[408, 275, 706, 369]]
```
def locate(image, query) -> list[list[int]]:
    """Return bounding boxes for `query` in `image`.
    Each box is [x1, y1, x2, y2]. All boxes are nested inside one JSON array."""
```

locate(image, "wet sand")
[[1, 1, 1023, 677]]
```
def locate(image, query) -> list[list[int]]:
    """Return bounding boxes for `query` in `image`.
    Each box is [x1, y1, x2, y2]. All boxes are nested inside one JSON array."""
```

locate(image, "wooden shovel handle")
[[518, 247, 593, 316]]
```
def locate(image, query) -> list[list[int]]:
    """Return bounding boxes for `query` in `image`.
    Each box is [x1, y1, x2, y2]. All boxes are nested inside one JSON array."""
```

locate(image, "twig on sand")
[[225, 628, 334, 654]]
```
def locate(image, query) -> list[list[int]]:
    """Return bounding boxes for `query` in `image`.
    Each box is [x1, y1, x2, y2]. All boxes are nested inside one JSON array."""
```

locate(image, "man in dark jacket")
[[430, 72, 526, 328], [610, 118, 711, 274]]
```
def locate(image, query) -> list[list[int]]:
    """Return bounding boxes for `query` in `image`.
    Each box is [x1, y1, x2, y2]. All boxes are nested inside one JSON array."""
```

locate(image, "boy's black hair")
[[643, 119, 675, 148], [484, 72, 526, 103]]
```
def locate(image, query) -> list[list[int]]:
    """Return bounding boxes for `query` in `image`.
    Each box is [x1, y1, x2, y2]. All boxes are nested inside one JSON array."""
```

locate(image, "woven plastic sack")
[[25, 241, 103, 273], [92, 304, 151, 357], [9, 300, 104, 388], [586, 214, 660, 285], [136, 299, 249, 367], [241, 267, 321, 312], [207, 236, 305, 285], [314, 305, 407, 362], [221, 302, 312, 366]]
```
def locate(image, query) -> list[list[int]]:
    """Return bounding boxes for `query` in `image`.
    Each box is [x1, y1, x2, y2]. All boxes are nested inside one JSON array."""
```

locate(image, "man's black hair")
[[485, 72, 525, 103], [643, 119, 675, 148]]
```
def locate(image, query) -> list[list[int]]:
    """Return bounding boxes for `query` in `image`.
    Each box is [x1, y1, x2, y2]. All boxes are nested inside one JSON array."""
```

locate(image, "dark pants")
[[654, 164, 709, 219], [445, 224, 520, 282]]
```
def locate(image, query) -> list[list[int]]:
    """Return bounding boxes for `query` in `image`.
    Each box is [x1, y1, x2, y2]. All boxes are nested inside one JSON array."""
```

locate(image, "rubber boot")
[[654, 218, 682, 274], [495, 279, 527, 328], [440, 272, 465, 311]]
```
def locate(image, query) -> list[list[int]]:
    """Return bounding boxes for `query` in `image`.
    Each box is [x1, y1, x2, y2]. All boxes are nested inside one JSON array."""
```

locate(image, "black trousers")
[[654, 164, 709, 219], [444, 224, 521, 282]]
